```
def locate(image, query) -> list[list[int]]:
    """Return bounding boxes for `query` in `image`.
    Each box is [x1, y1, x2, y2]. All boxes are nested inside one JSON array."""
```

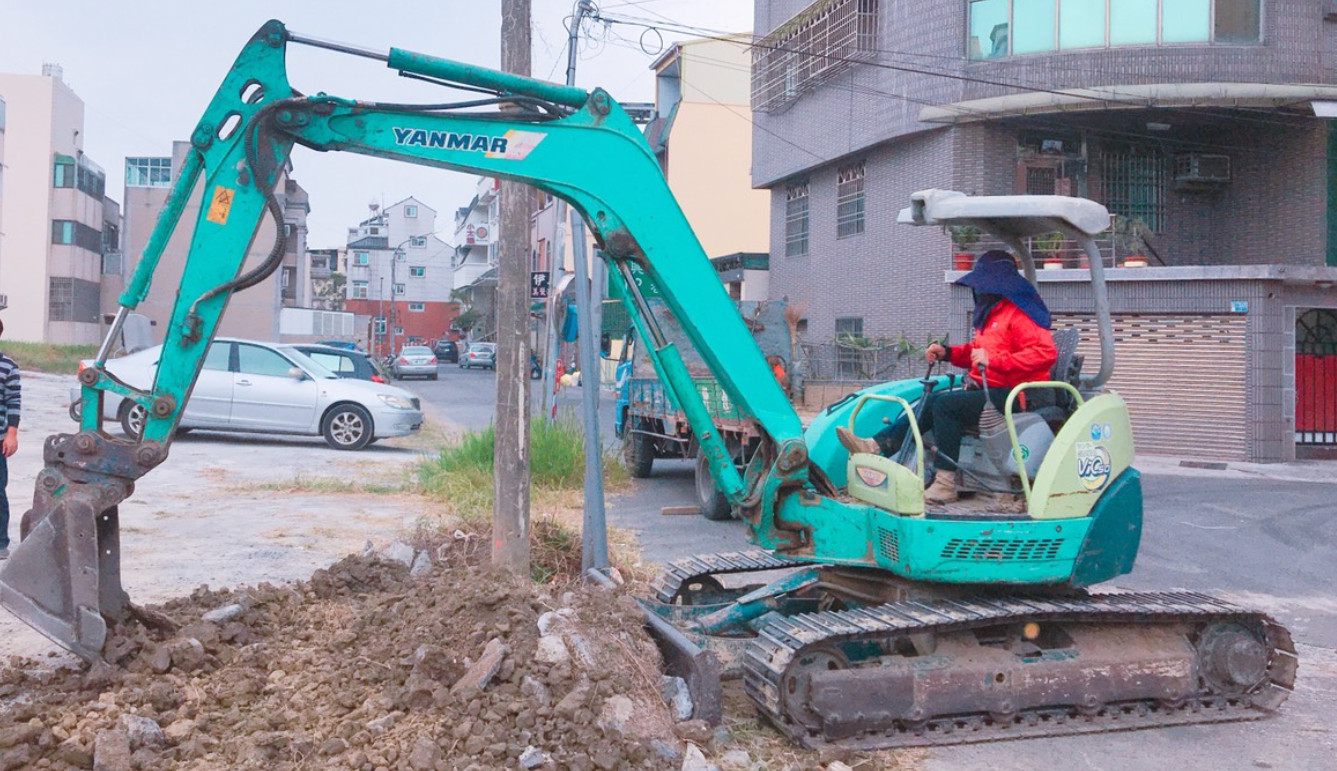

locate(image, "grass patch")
[[417, 417, 628, 516], [249, 471, 408, 495], [4, 341, 98, 375]]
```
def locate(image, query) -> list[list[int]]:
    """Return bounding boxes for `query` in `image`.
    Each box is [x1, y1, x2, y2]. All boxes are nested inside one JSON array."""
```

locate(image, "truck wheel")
[[695, 449, 733, 521], [626, 429, 655, 478]]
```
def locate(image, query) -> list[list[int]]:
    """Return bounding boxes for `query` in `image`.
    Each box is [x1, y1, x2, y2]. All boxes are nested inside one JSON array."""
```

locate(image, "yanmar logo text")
[[391, 128, 546, 160]]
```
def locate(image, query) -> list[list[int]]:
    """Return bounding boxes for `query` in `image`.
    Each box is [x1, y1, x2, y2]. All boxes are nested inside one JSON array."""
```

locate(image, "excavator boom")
[[0, 20, 803, 660]]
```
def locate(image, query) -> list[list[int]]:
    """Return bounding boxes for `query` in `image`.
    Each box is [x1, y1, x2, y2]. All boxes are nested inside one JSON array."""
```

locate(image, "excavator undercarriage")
[[644, 552, 1295, 750]]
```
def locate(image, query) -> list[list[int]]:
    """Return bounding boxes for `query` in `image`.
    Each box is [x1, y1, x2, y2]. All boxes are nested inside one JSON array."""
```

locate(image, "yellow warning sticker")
[[206, 186, 235, 225]]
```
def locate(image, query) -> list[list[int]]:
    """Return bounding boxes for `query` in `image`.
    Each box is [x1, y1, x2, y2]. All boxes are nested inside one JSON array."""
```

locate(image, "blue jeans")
[[874, 387, 1013, 472], [0, 451, 8, 550]]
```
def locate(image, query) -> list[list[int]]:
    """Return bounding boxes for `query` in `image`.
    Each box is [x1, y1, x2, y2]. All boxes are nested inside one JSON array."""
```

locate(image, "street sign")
[[530, 271, 550, 299], [608, 263, 662, 299]]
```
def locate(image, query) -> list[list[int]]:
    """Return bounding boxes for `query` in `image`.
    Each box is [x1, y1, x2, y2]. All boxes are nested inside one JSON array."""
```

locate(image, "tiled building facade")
[[752, 0, 1337, 461]]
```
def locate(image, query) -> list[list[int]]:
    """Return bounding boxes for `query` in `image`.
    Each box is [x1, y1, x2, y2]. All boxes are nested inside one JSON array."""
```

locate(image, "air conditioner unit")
[[1174, 154, 1231, 189], [0, 294, 7, 310]]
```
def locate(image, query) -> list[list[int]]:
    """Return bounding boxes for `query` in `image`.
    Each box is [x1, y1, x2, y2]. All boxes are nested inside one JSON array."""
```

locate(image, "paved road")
[[409, 366, 1337, 770]]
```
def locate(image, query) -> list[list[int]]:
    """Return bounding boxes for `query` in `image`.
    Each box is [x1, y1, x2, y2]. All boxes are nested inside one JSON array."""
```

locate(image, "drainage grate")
[[941, 537, 1063, 562], [877, 527, 900, 562]]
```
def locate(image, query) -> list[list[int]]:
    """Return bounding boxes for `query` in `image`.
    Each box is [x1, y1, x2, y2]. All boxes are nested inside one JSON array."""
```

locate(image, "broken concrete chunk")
[[596, 694, 635, 735], [826, 763, 855, 771], [409, 550, 431, 577], [535, 634, 569, 665], [662, 675, 694, 721], [718, 749, 753, 771], [680, 742, 719, 771], [536, 608, 576, 635], [118, 715, 165, 750], [201, 603, 246, 623], [518, 745, 549, 769], [449, 637, 508, 695], [162, 719, 196, 744], [380, 542, 415, 567], [93, 729, 132, 771]]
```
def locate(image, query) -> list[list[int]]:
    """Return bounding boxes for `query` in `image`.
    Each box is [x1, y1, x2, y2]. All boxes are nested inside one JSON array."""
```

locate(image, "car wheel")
[[430, 373, 439, 381], [119, 402, 147, 439], [323, 403, 374, 451]]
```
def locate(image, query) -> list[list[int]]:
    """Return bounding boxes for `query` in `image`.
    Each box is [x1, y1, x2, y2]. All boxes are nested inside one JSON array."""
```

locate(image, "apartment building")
[[121, 141, 309, 342], [752, 0, 1337, 461], [344, 197, 456, 355], [0, 66, 115, 343]]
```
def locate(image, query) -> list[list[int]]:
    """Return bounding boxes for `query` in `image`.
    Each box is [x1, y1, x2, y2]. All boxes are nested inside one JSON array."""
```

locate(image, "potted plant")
[[948, 225, 981, 270], [1035, 231, 1065, 269], [1112, 216, 1152, 267]]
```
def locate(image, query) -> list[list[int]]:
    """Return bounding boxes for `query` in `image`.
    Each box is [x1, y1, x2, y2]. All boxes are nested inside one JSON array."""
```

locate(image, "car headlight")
[[378, 394, 415, 410]]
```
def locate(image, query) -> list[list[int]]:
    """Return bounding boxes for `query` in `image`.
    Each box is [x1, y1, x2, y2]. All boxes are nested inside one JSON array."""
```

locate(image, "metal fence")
[[798, 339, 930, 384]]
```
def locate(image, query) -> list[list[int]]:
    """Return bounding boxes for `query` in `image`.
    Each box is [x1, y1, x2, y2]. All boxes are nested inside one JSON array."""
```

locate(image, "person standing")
[[0, 319, 18, 559]]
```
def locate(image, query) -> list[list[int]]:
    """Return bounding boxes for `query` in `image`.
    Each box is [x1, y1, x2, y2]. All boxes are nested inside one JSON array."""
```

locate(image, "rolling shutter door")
[[1055, 314, 1248, 460]]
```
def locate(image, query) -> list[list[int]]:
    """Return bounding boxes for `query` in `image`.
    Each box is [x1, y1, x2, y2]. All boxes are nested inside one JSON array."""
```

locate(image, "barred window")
[[1101, 147, 1168, 232], [752, 0, 879, 113], [48, 277, 100, 323], [785, 183, 810, 257], [836, 162, 866, 239]]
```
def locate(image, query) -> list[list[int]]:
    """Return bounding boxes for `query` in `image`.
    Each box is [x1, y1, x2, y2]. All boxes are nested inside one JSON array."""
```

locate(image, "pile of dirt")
[[0, 535, 689, 770]]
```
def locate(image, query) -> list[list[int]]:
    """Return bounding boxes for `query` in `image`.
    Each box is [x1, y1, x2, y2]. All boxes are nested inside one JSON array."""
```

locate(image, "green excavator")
[[0, 21, 1294, 751]]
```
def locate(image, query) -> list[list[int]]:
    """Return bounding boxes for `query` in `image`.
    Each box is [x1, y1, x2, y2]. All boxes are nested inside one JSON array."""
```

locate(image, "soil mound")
[[0, 538, 679, 770]]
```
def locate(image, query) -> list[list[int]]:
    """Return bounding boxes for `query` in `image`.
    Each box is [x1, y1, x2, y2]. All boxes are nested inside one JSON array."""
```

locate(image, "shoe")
[[836, 426, 880, 455], [924, 470, 959, 504], [0, 548, 9, 560]]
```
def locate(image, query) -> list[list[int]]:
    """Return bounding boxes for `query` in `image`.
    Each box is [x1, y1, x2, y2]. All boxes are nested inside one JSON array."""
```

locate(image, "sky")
[[0, 0, 755, 248]]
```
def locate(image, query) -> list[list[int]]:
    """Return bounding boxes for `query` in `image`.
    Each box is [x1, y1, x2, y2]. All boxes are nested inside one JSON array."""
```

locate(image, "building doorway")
[[1295, 308, 1337, 454]]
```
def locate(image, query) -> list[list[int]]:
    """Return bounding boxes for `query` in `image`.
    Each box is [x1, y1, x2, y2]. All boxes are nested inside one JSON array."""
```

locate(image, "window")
[[394, 283, 406, 295], [835, 317, 865, 377], [352, 280, 369, 299], [373, 317, 387, 334], [411, 236, 426, 247], [394, 326, 405, 336], [48, 277, 99, 323], [968, 0, 1258, 59], [785, 182, 810, 257], [1101, 146, 1169, 232], [237, 344, 297, 377], [752, 0, 880, 113], [51, 220, 103, 252], [410, 266, 425, 277], [408, 302, 425, 312], [396, 251, 406, 262], [353, 251, 369, 266], [203, 343, 231, 371], [405, 205, 418, 218], [125, 157, 171, 187], [102, 252, 123, 276], [836, 162, 865, 239], [54, 158, 74, 188]]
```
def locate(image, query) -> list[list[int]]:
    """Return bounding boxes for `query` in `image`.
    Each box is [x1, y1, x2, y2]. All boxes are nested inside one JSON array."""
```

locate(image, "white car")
[[72, 338, 423, 450]]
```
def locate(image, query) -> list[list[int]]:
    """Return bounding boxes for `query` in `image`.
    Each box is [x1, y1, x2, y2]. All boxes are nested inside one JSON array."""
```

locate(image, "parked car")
[[290, 344, 391, 384], [72, 338, 423, 450], [391, 345, 439, 380], [316, 340, 360, 351], [460, 342, 496, 370], [433, 339, 459, 363]]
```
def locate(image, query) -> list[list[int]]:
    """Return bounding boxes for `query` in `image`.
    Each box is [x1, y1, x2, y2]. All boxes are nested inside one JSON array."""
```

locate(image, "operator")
[[863, 250, 1056, 504]]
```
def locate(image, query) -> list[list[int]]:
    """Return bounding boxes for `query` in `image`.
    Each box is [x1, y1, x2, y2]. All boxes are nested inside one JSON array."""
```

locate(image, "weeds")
[[3, 342, 98, 374]]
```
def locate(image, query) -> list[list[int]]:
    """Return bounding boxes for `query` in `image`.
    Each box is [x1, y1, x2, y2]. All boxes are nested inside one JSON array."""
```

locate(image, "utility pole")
[[494, 0, 533, 576]]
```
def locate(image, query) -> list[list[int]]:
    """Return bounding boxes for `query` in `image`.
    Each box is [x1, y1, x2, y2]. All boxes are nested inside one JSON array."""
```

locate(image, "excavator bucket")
[[0, 434, 141, 662]]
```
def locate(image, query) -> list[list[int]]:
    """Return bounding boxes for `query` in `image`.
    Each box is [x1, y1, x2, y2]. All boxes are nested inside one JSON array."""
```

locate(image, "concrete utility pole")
[[493, 0, 533, 576]]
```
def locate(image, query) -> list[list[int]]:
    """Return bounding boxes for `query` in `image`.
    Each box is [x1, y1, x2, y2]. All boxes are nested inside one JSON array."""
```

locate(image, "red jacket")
[[949, 299, 1057, 390]]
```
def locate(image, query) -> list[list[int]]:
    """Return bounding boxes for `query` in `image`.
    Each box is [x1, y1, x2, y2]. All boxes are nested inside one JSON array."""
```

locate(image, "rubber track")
[[743, 591, 1297, 749], [649, 550, 806, 604]]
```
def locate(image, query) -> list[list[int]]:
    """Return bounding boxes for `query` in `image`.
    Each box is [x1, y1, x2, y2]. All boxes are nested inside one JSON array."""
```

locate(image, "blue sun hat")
[[954, 250, 1052, 328]]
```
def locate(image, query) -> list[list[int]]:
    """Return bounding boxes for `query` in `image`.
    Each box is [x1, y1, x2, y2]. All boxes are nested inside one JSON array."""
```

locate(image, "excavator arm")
[[0, 20, 807, 660]]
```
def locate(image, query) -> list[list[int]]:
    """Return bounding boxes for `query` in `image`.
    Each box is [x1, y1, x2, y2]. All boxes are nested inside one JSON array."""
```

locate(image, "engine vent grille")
[[877, 527, 900, 562], [941, 537, 1062, 562]]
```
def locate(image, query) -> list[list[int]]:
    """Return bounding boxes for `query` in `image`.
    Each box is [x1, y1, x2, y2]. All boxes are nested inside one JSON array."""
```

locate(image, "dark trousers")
[[875, 387, 1012, 472], [0, 451, 8, 549]]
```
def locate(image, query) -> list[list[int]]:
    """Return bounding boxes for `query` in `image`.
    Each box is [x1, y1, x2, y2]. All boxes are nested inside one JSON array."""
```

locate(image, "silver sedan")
[[391, 345, 440, 380]]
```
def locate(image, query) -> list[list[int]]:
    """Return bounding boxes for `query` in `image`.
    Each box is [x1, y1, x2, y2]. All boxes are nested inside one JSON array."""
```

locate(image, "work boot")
[[836, 426, 880, 455], [924, 470, 959, 504]]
